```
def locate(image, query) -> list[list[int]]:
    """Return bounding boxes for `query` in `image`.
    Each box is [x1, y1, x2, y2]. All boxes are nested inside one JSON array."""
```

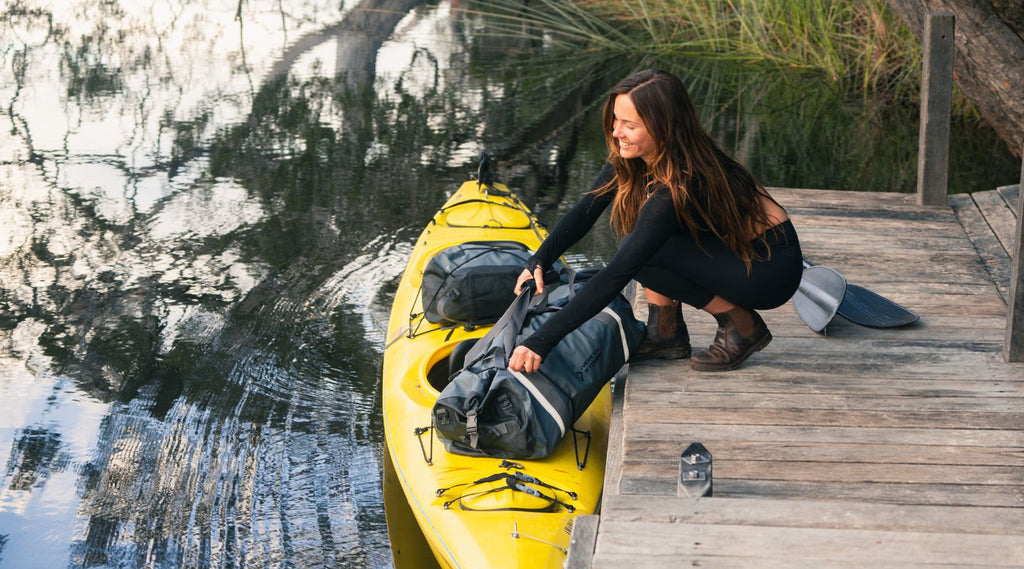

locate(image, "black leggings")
[[630, 220, 803, 310]]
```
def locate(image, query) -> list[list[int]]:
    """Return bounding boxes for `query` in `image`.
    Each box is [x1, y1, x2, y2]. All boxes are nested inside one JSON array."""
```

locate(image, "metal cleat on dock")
[[677, 442, 712, 498]]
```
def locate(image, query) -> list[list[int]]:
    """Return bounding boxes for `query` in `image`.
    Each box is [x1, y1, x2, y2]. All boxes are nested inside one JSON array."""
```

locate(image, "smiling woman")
[[611, 94, 655, 162], [509, 69, 803, 376]]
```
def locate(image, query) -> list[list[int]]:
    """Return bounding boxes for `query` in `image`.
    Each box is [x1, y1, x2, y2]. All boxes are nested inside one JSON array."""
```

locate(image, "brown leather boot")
[[690, 307, 771, 371], [631, 303, 691, 361]]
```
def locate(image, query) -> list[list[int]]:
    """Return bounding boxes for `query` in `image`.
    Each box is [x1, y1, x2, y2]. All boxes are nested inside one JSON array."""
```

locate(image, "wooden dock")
[[568, 186, 1024, 568]]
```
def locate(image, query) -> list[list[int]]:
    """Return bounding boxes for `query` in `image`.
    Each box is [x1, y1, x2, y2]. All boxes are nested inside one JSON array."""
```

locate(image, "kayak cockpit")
[[424, 338, 480, 393]]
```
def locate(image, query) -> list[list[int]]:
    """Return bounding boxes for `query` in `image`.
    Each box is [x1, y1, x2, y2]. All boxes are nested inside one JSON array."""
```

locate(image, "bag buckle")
[[466, 410, 479, 448]]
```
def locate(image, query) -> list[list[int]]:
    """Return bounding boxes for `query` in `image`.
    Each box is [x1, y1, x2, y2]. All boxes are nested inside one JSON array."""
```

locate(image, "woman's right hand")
[[514, 266, 545, 295]]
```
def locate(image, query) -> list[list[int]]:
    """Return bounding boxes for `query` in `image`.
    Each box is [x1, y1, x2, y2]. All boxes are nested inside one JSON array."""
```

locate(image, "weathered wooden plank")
[[616, 477, 1024, 507], [720, 479, 1024, 507], [801, 252, 985, 275], [728, 340, 1011, 362], [622, 459, 1024, 487], [796, 221, 975, 240], [775, 313, 1008, 331], [785, 200, 954, 216], [756, 324, 1005, 343], [792, 225, 968, 244], [826, 294, 1003, 318], [950, 192, 1013, 299], [734, 307, 1004, 329], [658, 334, 1014, 356], [627, 391, 1024, 414], [626, 407, 1024, 430], [789, 216, 966, 236], [759, 324, 1005, 344], [633, 353, 1023, 380], [621, 440, 1024, 468], [1006, 171, 1024, 362], [593, 521, 1024, 566], [786, 254, 992, 285], [972, 189, 1018, 256], [603, 371, 626, 497], [633, 374, 1023, 399], [788, 213, 963, 233], [792, 217, 970, 236], [595, 553, 1003, 569], [794, 234, 978, 256], [769, 188, 935, 210], [757, 306, 1006, 327], [634, 376, 1019, 397], [826, 279, 997, 296], [599, 495, 1024, 534], [564, 515, 599, 569], [697, 349, 1014, 371], [624, 423, 1024, 448], [637, 354, 1022, 382], [997, 184, 1020, 212]]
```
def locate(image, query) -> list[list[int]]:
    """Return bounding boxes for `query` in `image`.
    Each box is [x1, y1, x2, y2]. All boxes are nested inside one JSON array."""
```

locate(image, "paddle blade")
[[838, 284, 919, 328], [792, 265, 847, 332]]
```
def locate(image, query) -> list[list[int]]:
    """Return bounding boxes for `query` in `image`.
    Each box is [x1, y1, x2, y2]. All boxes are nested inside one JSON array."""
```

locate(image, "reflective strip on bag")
[[509, 370, 566, 437], [600, 306, 631, 361]]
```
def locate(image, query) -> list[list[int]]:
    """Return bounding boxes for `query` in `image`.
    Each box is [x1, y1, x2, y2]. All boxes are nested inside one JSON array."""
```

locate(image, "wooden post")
[[1005, 154, 1024, 362], [565, 515, 599, 569], [917, 13, 955, 207]]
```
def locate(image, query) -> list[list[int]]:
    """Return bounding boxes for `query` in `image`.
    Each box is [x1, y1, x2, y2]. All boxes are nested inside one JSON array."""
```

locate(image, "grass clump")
[[467, 0, 923, 102]]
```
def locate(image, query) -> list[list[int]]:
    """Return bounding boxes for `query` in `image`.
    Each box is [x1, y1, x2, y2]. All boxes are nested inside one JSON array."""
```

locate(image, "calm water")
[[1, 1, 1019, 568]]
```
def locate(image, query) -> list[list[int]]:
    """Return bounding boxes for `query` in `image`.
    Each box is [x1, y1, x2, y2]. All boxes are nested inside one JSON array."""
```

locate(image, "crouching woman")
[[509, 68, 803, 374]]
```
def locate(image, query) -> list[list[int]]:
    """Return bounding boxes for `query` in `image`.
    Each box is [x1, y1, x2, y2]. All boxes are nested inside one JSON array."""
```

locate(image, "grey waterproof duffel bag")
[[432, 269, 645, 459], [420, 241, 533, 326]]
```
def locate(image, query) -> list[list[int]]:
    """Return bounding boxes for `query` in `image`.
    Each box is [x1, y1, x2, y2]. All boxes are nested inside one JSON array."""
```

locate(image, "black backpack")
[[432, 270, 645, 460], [420, 241, 534, 326]]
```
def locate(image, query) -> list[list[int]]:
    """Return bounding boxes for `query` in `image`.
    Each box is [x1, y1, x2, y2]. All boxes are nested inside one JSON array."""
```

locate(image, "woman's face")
[[611, 94, 656, 163]]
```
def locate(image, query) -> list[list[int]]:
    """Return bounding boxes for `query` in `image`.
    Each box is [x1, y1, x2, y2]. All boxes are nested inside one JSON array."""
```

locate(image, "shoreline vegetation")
[[463, 0, 1021, 194], [469, 0, 975, 116]]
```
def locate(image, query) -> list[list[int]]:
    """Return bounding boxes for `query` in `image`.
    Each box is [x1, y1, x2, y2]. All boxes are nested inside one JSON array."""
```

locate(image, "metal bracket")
[[414, 425, 434, 466], [571, 427, 591, 471], [677, 442, 712, 498]]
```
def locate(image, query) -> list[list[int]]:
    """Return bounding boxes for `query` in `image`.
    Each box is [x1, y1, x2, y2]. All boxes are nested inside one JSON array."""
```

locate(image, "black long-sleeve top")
[[520, 164, 693, 358]]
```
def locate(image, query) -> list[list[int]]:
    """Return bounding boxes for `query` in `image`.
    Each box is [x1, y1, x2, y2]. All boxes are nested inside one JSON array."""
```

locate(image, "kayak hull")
[[382, 179, 610, 569]]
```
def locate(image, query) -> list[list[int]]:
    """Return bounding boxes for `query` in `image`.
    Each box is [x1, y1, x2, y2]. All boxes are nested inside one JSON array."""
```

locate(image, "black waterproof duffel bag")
[[432, 270, 645, 459], [420, 241, 535, 326]]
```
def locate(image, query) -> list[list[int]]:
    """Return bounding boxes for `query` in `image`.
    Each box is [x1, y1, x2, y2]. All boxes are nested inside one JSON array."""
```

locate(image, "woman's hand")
[[508, 345, 543, 374], [514, 266, 545, 295]]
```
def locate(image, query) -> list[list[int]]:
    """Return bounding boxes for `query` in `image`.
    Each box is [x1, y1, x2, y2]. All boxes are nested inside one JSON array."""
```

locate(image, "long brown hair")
[[593, 69, 781, 268]]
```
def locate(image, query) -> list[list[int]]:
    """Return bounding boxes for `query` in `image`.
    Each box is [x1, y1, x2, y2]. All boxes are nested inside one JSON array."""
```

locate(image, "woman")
[[508, 69, 803, 373]]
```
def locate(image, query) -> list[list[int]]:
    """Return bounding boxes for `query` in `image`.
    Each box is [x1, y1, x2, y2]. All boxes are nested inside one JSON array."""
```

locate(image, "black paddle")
[[793, 260, 919, 331]]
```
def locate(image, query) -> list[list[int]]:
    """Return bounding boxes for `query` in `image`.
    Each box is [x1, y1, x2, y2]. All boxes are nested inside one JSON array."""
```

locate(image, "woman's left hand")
[[508, 345, 543, 374]]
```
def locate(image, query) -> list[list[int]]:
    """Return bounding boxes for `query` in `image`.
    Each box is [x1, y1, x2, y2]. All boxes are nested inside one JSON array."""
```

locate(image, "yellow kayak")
[[382, 172, 610, 569]]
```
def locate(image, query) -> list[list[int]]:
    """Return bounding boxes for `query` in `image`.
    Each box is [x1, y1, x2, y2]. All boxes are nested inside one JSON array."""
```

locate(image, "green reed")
[[467, 0, 926, 105]]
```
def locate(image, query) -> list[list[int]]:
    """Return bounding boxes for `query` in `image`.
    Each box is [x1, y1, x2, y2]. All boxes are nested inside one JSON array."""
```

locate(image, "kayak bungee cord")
[[436, 470, 578, 513], [406, 192, 546, 340]]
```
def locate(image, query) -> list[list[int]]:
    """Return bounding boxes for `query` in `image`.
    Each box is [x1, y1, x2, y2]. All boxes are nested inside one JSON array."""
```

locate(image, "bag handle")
[[459, 265, 578, 369], [461, 281, 535, 367]]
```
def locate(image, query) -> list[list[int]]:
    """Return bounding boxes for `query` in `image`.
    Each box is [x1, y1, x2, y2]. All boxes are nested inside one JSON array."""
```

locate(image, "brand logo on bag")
[[575, 347, 601, 382]]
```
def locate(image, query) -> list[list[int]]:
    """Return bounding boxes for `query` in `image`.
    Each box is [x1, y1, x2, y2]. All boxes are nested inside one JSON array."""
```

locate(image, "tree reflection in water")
[[0, 0, 606, 566]]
